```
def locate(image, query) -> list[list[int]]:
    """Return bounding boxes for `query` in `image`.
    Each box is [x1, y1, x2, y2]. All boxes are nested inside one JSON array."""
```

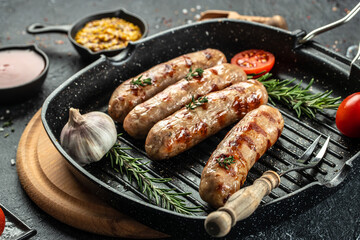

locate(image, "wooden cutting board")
[[16, 109, 168, 238]]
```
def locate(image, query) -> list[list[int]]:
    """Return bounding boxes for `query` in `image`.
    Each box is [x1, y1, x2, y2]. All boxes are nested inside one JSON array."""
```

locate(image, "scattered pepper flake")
[[55, 40, 64, 45], [2, 120, 13, 128]]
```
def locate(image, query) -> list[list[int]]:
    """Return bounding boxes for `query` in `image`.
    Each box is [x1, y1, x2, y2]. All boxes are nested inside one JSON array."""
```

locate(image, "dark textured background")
[[1, 0, 360, 239]]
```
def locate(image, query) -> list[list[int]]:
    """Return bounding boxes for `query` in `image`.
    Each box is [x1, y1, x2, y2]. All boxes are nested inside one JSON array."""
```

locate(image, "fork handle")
[[204, 170, 280, 237]]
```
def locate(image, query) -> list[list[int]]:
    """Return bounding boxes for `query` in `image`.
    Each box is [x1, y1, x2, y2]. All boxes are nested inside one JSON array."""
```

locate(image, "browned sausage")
[[108, 49, 226, 123], [199, 105, 284, 209], [123, 63, 247, 139], [145, 80, 268, 160]]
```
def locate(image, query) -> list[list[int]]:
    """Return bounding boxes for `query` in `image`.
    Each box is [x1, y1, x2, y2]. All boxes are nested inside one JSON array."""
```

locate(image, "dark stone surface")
[[0, 0, 359, 239]]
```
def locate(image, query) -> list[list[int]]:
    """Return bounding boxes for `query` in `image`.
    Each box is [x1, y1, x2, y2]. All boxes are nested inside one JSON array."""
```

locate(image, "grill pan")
[[41, 19, 360, 238]]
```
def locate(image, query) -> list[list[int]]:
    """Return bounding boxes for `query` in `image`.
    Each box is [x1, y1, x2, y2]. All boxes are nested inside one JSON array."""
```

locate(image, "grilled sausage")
[[108, 49, 226, 123], [145, 80, 268, 160], [199, 105, 284, 209], [123, 63, 247, 139]]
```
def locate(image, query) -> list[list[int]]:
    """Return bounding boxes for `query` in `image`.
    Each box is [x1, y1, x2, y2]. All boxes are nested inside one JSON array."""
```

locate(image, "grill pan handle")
[[27, 23, 71, 34], [204, 171, 280, 238], [299, 2, 360, 44]]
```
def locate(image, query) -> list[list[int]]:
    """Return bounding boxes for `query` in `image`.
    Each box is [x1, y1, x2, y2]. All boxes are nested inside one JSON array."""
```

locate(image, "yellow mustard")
[[75, 17, 142, 52]]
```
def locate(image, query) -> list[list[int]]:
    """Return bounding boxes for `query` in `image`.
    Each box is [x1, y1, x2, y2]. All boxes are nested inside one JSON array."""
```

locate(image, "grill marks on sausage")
[[216, 111, 227, 126], [248, 121, 267, 137], [163, 64, 174, 77], [229, 134, 256, 152], [260, 110, 276, 123], [210, 83, 219, 92], [209, 69, 218, 75], [195, 121, 208, 136], [179, 80, 190, 91], [161, 94, 171, 102], [260, 109, 283, 145], [175, 127, 191, 144], [173, 121, 208, 147], [203, 51, 213, 60], [182, 55, 193, 67]]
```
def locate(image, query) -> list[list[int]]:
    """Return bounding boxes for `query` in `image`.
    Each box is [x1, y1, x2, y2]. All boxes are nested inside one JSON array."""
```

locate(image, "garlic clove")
[[60, 108, 117, 166]]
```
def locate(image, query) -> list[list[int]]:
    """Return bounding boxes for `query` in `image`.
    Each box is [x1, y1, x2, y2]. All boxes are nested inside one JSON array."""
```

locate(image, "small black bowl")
[[0, 44, 49, 104], [27, 8, 148, 62]]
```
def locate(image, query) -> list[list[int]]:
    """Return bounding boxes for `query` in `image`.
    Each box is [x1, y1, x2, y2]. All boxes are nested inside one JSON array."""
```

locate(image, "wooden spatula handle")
[[204, 170, 280, 237], [200, 10, 288, 30], [234, 14, 288, 30]]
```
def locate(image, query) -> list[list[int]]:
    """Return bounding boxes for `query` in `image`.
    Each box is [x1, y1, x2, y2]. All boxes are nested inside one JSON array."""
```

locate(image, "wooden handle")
[[204, 170, 280, 237], [199, 10, 288, 30], [231, 14, 288, 30]]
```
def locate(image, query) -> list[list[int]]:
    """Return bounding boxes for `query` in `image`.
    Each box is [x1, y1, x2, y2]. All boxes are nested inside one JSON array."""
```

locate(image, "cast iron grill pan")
[[41, 20, 360, 238]]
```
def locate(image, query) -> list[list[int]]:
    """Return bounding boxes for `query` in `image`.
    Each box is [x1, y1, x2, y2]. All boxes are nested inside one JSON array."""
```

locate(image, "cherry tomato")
[[0, 207, 5, 236], [231, 49, 275, 77], [335, 92, 360, 138]]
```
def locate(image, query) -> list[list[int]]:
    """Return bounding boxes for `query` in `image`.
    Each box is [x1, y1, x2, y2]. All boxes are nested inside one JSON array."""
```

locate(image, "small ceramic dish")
[[0, 44, 49, 104]]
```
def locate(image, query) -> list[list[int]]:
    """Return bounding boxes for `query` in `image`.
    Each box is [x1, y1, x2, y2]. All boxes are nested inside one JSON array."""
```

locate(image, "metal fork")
[[205, 135, 331, 237], [280, 135, 330, 176]]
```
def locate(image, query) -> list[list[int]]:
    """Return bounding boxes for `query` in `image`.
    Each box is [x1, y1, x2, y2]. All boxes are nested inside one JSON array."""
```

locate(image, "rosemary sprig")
[[216, 155, 235, 170], [106, 138, 202, 215], [185, 67, 204, 80], [186, 95, 208, 110], [131, 75, 152, 86], [256, 73, 341, 118]]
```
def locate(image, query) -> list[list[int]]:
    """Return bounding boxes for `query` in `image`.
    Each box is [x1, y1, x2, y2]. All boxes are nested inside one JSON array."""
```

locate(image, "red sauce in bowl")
[[0, 49, 45, 88]]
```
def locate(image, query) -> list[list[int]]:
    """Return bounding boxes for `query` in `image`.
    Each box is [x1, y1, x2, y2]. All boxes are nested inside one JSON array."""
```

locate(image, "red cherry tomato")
[[335, 92, 360, 138], [231, 49, 275, 77], [0, 207, 5, 236]]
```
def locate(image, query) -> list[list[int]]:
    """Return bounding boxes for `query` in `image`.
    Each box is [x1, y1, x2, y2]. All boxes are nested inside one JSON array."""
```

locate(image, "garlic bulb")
[[60, 108, 117, 166]]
